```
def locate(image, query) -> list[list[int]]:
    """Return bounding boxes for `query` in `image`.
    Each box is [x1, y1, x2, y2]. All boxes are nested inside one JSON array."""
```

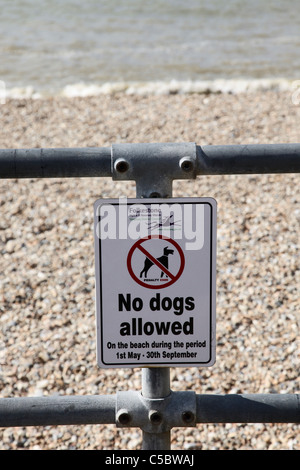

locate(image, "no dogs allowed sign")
[[94, 197, 217, 368]]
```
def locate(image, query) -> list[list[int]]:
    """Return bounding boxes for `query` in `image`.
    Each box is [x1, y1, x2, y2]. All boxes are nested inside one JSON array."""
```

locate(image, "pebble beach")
[[0, 89, 299, 450]]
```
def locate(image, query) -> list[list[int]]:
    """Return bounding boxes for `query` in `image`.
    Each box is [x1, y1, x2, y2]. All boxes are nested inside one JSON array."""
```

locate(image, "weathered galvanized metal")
[[0, 142, 299, 450]]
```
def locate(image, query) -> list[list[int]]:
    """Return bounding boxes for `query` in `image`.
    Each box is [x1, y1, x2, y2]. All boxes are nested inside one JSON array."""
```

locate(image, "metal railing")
[[1, 143, 300, 179], [0, 142, 299, 450]]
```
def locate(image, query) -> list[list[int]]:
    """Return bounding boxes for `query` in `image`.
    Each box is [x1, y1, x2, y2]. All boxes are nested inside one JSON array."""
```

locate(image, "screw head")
[[149, 409, 163, 424], [116, 409, 132, 425], [114, 158, 129, 173], [179, 157, 194, 172], [182, 410, 195, 424]]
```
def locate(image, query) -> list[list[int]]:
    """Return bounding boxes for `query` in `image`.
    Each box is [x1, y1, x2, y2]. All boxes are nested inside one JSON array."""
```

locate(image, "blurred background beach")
[[1, 0, 300, 98]]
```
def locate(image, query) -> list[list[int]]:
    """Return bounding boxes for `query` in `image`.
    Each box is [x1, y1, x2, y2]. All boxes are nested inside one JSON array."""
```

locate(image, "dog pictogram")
[[127, 236, 185, 289], [140, 246, 174, 278]]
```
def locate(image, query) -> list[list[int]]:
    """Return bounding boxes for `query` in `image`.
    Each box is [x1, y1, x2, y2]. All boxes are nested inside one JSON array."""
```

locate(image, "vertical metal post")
[[135, 173, 172, 450], [112, 143, 199, 450], [141, 368, 171, 450]]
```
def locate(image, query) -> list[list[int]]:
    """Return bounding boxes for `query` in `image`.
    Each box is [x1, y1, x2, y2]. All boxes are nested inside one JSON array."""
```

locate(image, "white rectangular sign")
[[94, 197, 217, 368]]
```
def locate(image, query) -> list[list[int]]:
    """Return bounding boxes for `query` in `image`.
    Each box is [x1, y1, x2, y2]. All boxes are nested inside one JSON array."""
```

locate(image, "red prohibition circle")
[[127, 235, 185, 289]]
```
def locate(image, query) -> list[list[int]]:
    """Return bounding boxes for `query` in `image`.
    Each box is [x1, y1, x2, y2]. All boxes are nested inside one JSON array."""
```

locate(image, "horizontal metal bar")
[[0, 143, 300, 179], [0, 393, 298, 428], [196, 394, 300, 423], [198, 143, 300, 175], [0, 147, 111, 179], [0, 395, 115, 427]]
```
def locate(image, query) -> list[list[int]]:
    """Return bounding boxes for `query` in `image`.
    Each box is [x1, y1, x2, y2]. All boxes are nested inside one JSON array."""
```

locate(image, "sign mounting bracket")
[[112, 142, 197, 198]]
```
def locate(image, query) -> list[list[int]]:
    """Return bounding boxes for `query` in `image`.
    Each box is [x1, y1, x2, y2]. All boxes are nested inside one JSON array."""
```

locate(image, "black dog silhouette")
[[140, 246, 174, 278]]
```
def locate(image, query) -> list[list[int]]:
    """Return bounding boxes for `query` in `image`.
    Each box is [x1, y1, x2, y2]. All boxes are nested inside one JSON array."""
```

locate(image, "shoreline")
[[2, 77, 298, 101]]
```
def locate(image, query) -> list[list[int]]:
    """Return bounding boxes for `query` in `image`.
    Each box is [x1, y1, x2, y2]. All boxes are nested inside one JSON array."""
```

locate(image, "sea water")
[[0, 0, 299, 98]]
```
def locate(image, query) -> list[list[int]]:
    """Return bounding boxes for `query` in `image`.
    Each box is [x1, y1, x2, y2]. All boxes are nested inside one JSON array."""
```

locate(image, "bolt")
[[116, 409, 132, 426], [179, 157, 194, 172], [114, 158, 129, 173], [149, 409, 163, 425], [182, 410, 195, 424], [149, 192, 161, 198]]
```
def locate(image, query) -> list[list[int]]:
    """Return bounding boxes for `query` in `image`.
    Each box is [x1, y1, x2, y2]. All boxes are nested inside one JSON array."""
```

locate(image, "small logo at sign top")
[[127, 235, 185, 289]]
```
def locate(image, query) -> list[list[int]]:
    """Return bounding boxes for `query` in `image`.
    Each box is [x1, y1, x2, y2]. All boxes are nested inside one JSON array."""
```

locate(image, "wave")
[[3, 78, 295, 100]]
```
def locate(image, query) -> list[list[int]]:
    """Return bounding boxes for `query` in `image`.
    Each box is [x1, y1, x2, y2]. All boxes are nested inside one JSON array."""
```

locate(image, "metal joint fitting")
[[112, 142, 197, 198], [116, 390, 196, 433]]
